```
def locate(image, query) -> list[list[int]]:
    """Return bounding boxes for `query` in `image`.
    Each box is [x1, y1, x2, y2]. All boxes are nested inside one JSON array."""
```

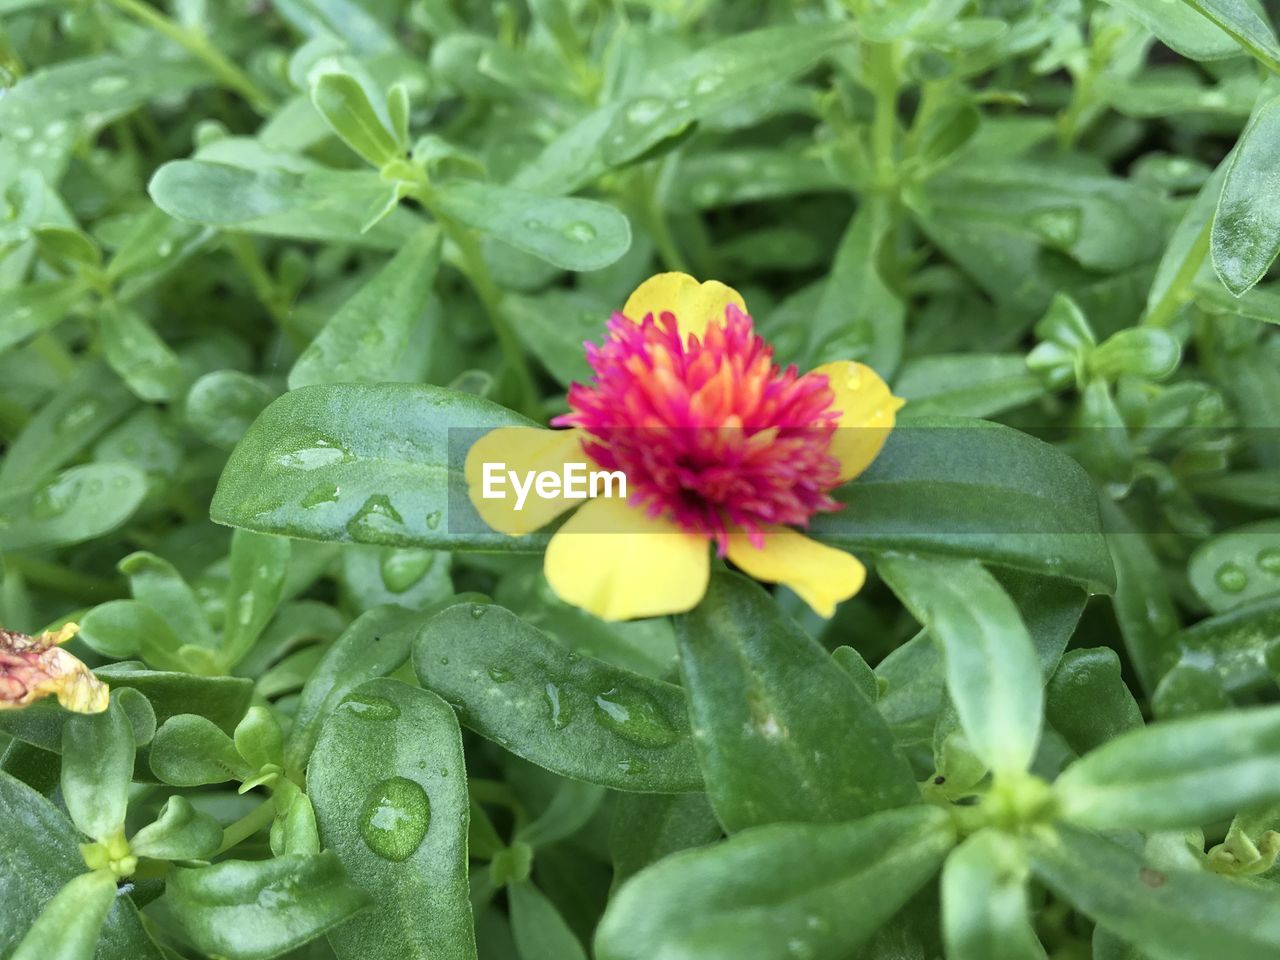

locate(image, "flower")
[[0, 623, 109, 714], [465, 272, 903, 621]]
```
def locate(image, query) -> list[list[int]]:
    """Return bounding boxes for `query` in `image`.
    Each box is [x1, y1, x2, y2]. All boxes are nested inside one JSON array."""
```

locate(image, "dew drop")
[[301, 482, 341, 508], [1215, 562, 1249, 594], [564, 221, 596, 243], [593, 687, 678, 747], [1258, 548, 1280, 576], [379, 548, 435, 593], [487, 665, 514, 683], [90, 74, 129, 95], [157, 240, 174, 258], [346, 494, 406, 540], [425, 509, 442, 530], [544, 682, 572, 729], [361, 326, 385, 346], [470, 603, 488, 619], [12, 125, 33, 141], [236, 589, 255, 626], [359, 777, 430, 862], [1030, 207, 1081, 246], [276, 440, 350, 469], [340, 692, 401, 721], [693, 74, 723, 95], [616, 757, 650, 776], [58, 398, 101, 433], [623, 96, 667, 126]]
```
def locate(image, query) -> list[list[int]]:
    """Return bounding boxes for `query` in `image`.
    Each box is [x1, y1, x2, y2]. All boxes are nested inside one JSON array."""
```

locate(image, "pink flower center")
[[552, 304, 843, 550]]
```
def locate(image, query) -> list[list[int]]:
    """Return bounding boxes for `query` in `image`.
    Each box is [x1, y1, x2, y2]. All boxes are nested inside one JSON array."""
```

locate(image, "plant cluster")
[[1, 1, 1280, 959]]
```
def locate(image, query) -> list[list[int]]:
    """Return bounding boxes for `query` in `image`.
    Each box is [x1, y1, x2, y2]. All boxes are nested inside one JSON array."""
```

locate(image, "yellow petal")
[[622, 272, 747, 340], [725, 528, 866, 619], [544, 496, 710, 621], [811, 361, 905, 482], [0, 623, 109, 714], [464, 427, 589, 535]]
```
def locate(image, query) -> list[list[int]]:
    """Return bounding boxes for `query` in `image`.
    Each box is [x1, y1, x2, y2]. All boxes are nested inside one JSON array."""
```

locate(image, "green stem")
[[1145, 216, 1213, 328], [864, 42, 899, 191], [215, 800, 276, 856], [103, 0, 273, 111], [224, 233, 292, 332]]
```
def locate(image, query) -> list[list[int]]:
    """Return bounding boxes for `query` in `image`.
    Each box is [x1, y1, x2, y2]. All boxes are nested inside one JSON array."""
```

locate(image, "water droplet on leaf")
[[1215, 562, 1248, 593], [593, 686, 678, 747], [359, 776, 429, 862], [340, 692, 401, 721]]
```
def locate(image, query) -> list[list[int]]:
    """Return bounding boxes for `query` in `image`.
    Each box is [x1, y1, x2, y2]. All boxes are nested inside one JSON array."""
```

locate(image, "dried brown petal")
[[0, 623, 109, 714]]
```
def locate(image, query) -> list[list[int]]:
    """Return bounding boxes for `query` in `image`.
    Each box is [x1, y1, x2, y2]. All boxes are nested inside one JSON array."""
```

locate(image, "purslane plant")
[[1, 1, 1279, 959]]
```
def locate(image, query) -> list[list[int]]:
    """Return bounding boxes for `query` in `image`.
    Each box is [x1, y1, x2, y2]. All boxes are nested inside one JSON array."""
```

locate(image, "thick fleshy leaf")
[[10, 869, 118, 960], [595, 806, 956, 960], [210, 383, 537, 550], [878, 553, 1043, 775], [1212, 95, 1280, 295], [289, 227, 442, 389], [1103, 0, 1241, 60], [130, 795, 223, 861], [165, 852, 369, 960], [413, 602, 703, 792], [809, 418, 1115, 594], [0, 772, 162, 959], [609, 792, 722, 887], [149, 714, 253, 786], [942, 830, 1045, 960], [1045, 648, 1144, 756], [220, 529, 290, 668], [1029, 823, 1280, 960], [432, 181, 631, 271], [1054, 703, 1280, 829], [0, 464, 147, 552], [61, 697, 135, 841], [1179, 0, 1280, 71], [310, 678, 476, 960], [675, 573, 917, 831]]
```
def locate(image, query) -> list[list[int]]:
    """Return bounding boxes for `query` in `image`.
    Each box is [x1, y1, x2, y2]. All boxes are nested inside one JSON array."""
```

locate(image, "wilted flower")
[[0, 623, 109, 714]]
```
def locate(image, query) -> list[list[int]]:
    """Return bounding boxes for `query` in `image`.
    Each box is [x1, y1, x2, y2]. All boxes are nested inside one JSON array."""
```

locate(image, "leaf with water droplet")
[[433, 180, 630, 271], [414, 602, 702, 792], [310, 678, 476, 959], [0, 463, 147, 553], [1188, 521, 1280, 613], [219, 529, 290, 669]]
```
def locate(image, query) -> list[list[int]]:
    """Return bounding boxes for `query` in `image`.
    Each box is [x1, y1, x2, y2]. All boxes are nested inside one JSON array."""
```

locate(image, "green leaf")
[[675, 573, 918, 831], [129, 795, 223, 861], [285, 605, 423, 773], [1178, 0, 1280, 71], [942, 830, 1046, 960], [10, 869, 118, 960], [1054, 704, 1280, 829], [0, 772, 162, 959], [413, 602, 703, 792], [149, 714, 254, 786], [77, 601, 187, 672], [0, 281, 84, 353], [148, 160, 421, 249], [1045, 648, 1143, 756], [595, 805, 955, 960], [119, 551, 215, 649], [0, 463, 147, 552], [894, 355, 1044, 419], [609, 792, 722, 888], [0, 362, 134, 492], [517, 23, 855, 191], [309, 678, 476, 960], [801, 199, 904, 375], [234, 706, 284, 772], [1029, 823, 1280, 960], [1103, 0, 1241, 60], [310, 69, 403, 168], [878, 553, 1043, 775], [210, 383, 536, 550], [183, 370, 277, 450], [1187, 520, 1280, 612], [509, 880, 586, 960], [98, 303, 183, 402], [221, 529, 290, 668], [289, 227, 442, 389], [1212, 96, 1280, 296], [809, 418, 1116, 594], [61, 697, 134, 841], [432, 181, 631, 272], [94, 664, 253, 733], [165, 852, 369, 960]]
